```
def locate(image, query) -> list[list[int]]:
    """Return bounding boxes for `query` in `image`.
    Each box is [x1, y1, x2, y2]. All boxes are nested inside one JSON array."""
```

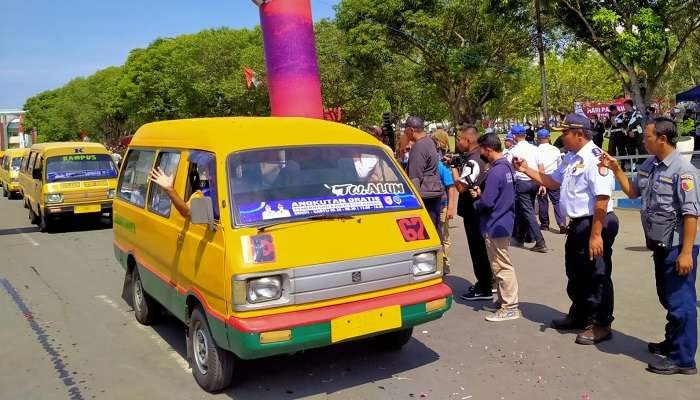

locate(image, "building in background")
[[0, 109, 33, 150]]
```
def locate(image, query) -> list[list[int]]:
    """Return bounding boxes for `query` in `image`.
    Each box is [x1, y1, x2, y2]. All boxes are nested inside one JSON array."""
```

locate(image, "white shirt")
[[503, 147, 513, 163], [550, 141, 614, 218], [509, 140, 539, 181], [537, 143, 562, 174]]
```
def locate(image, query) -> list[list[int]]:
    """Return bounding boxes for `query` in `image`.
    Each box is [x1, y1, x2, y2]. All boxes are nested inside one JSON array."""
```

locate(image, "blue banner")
[[238, 193, 421, 224]]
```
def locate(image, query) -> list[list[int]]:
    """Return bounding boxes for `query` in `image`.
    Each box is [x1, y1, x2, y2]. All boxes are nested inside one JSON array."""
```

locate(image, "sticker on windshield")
[[238, 194, 420, 224], [324, 183, 405, 196], [62, 155, 97, 161]]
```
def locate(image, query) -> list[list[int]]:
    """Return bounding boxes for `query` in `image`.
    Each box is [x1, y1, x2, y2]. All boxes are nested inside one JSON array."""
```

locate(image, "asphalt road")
[[1, 191, 698, 400]]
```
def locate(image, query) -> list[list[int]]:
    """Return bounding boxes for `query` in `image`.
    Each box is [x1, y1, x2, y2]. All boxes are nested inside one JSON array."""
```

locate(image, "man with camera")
[[468, 133, 520, 321], [607, 104, 629, 171], [449, 125, 492, 301], [599, 118, 699, 375]]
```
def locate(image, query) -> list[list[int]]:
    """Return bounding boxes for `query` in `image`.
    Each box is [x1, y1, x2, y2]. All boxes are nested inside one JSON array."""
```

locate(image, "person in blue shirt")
[[469, 133, 520, 322], [437, 161, 457, 273]]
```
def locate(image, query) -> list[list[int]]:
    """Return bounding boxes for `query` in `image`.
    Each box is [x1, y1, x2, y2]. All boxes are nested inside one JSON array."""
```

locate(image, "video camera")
[[444, 153, 479, 189]]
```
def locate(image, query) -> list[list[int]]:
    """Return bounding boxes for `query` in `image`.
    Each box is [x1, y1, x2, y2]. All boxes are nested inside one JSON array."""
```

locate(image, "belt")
[[569, 212, 615, 223]]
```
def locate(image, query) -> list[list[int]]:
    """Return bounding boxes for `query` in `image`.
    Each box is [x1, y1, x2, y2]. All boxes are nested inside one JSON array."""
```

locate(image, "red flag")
[[243, 66, 259, 89]]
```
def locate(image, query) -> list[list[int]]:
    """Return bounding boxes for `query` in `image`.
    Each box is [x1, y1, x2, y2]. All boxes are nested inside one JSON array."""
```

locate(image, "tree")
[[336, 0, 533, 125], [550, 0, 700, 108]]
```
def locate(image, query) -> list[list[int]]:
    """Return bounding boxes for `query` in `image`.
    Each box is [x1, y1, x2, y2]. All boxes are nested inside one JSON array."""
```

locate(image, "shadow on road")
[[46, 215, 112, 234], [0, 226, 40, 236], [119, 280, 441, 400], [624, 246, 651, 252]]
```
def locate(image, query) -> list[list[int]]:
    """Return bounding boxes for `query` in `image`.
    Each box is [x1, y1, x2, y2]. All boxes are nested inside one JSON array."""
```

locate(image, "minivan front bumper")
[[45, 202, 113, 216], [223, 282, 452, 359]]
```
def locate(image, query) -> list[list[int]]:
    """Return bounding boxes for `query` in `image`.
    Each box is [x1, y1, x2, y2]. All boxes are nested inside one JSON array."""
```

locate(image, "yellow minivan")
[[20, 142, 118, 232], [113, 117, 452, 392], [1, 148, 29, 199]]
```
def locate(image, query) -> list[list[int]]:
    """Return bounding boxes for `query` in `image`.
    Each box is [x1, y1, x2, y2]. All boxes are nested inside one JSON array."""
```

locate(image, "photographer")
[[449, 125, 492, 301], [608, 104, 629, 171], [469, 133, 520, 321]]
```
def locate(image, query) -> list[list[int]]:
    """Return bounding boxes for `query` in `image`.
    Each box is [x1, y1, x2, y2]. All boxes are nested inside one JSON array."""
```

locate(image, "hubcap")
[[133, 276, 143, 313], [193, 326, 209, 375]]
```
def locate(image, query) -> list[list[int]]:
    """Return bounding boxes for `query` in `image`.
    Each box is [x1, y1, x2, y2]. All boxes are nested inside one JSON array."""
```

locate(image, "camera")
[[445, 153, 479, 189], [446, 153, 468, 170]]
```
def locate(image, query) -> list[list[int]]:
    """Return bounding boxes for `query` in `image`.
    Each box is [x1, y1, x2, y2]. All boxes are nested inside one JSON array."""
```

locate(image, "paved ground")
[[0, 191, 698, 400]]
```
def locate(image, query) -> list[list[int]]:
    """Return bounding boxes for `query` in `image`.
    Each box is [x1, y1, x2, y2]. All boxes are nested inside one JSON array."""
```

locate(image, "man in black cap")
[[607, 104, 629, 171], [405, 116, 444, 237], [513, 113, 618, 346]]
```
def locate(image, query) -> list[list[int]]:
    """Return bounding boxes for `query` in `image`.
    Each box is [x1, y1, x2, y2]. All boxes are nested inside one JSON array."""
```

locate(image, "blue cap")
[[511, 124, 526, 135], [537, 128, 550, 138], [505, 132, 514, 141], [553, 113, 592, 131]]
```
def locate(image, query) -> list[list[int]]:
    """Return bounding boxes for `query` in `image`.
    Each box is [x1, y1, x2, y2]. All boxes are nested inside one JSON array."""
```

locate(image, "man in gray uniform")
[[600, 117, 699, 375]]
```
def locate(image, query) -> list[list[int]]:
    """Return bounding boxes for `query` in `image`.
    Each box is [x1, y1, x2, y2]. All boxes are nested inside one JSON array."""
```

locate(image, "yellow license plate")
[[331, 305, 402, 343], [74, 204, 101, 214]]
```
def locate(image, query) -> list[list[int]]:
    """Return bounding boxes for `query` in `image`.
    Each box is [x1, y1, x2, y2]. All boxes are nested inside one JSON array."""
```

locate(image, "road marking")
[[16, 229, 39, 246], [94, 295, 191, 372], [2, 278, 86, 400]]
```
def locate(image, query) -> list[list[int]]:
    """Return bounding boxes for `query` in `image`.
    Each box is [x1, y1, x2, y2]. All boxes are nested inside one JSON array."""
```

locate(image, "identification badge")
[[657, 176, 673, 185]]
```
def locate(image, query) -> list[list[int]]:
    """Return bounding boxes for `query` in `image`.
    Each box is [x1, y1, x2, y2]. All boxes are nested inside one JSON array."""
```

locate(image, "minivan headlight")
[[247, 276, 282, 303], [412, 252, 437, 276], [46, 193, 64, 204], [107, 189, 115, 199]]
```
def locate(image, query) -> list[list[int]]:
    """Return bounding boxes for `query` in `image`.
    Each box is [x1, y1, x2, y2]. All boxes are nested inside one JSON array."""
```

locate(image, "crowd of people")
[[393, 112, 698, 376]]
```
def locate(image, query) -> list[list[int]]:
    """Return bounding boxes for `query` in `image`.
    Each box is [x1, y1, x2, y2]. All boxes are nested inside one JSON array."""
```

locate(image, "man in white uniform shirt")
[[509, 124, 548, 252], [536, 128, 567, 234], [513, 114, 618, 346]]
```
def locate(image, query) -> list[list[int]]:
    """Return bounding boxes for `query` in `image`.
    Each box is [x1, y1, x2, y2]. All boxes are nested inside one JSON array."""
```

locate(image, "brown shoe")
[[575, 325, 612, 345], [551, 315, 586, 330]]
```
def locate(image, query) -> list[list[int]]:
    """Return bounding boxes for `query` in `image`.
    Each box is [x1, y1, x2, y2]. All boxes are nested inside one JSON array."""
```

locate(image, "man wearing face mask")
[[450, 124, 492, 301]]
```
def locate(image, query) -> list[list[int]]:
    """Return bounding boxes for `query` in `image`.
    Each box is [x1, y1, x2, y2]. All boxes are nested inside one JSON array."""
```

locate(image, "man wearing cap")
[[503, 132, 515, 162], [513, 113, 618, 345], [405, 116, 445, 236], [509, 124, 548, 252], [536, 128, 566, 234], [599, 117, 699, 375], [608, 104, 630, 171]]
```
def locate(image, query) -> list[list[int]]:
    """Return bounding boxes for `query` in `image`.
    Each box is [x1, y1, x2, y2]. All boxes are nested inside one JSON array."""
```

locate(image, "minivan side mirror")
[[32, 167, 42, 180], [190, 196, 216, 231]]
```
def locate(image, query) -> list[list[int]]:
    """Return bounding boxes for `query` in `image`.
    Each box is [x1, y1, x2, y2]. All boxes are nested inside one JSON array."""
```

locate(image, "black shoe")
[[540, 225, 549, 231], [559, 225, 568, 234], [460, 287, 492, 301], [529, 244, 548, 253], [551, 315, 586, 330], [647, 358, 697, 375], [648, 341, 671, 356]]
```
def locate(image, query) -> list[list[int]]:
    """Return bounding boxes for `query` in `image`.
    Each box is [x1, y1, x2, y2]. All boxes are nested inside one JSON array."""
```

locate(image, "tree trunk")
[[623, 68, 649, 110]]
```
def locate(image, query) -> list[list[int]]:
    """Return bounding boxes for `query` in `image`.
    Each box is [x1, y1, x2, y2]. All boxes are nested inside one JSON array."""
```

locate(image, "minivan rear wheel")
[[188, 306, 234, 392]]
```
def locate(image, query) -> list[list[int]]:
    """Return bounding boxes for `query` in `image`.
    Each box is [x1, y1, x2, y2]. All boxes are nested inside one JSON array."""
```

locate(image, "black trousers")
[[564, 212, 619, 326], [462, 208, 492, 293], [515, 180, 545, 246], [608, 132, 628, 171], [626, 133, 646, 166]]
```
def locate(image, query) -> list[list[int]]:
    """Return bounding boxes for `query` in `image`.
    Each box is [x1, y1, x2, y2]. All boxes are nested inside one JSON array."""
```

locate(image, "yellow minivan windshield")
[[46, 154, 117, 183], [228, 145, 421, 225]]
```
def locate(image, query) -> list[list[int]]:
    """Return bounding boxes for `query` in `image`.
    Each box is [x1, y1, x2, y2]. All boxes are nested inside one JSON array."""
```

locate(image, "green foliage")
[[551, 0, 700, 107], [336, 0, 533, 124]]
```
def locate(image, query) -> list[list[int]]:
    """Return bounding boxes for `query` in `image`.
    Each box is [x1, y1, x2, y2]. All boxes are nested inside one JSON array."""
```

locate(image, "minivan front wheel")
[[188, 306, 234, 392], [131, 268, 160, 325], [39, 211, 52, 233]]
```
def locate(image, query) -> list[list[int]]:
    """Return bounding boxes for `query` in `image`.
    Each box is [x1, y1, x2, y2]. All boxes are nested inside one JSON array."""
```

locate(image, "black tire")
[[375, 327, 413, 351], [2, 187, 7, 198], [188, 306, 234, 392], [23, 197, 28, 208], [131, 268, 160, 325], [39, 211, 52, 233], [28, 204, 38, 224]]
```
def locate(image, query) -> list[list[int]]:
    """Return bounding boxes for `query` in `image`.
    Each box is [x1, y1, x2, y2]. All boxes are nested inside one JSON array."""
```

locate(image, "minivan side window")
[[148, 151, 181, 217], [18, 154, 27, 172], [117, 150, 156, 208], [26, 153, 37, 175]]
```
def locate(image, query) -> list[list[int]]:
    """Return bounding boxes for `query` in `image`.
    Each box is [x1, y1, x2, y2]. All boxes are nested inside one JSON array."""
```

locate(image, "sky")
[[0, 0, 340, 108]]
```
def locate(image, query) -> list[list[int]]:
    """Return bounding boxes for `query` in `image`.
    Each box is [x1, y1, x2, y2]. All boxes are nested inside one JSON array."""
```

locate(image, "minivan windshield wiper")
[[257, 214, 356, 232]]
